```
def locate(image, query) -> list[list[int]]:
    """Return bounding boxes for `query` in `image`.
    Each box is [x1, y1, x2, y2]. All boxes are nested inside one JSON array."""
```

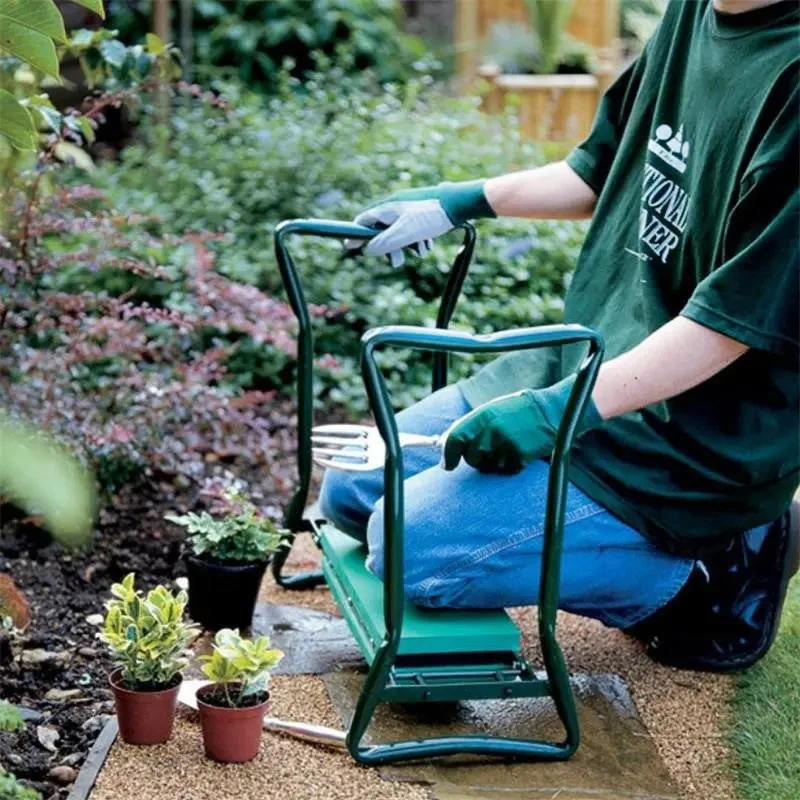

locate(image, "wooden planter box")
[[457, 0, 621, 143], [477, 64, 615, 143]]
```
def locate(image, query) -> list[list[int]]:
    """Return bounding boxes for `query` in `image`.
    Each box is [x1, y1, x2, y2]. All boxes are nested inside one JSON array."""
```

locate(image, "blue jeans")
[[319, 385, 694, 629]]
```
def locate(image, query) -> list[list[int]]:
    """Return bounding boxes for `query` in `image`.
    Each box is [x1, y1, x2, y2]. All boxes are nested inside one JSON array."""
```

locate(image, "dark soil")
[[196, 685, 269, 709], [0, 453, 298, 798]]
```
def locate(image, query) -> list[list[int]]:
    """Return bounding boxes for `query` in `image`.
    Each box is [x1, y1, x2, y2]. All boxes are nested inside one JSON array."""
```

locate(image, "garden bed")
[[0, 435, 298, 797], [0, 482, 187, 797]]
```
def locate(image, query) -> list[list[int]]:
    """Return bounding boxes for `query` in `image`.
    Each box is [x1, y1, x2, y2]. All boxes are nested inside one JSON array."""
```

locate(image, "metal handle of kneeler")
[[355, 323, 604, 761], [272, 219, 476, 588]]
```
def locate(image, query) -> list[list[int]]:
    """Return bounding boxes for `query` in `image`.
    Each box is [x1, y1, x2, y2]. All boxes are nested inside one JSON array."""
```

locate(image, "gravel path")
[[93, 533, 737, 800], [92, 676, 430, 800], [263, 534, 739, 800]]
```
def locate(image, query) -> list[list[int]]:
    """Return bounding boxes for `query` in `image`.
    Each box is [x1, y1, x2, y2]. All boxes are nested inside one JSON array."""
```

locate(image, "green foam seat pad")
[[319, 523, 521, 659]]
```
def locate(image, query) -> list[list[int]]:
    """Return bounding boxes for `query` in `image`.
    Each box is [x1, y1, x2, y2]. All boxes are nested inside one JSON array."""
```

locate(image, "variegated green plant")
[[98, 573, 199, 689], [200, 628, 283, 708]]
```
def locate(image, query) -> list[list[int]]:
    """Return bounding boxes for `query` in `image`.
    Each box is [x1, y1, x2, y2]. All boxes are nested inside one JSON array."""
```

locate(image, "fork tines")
[[311, 424, 371, 468]]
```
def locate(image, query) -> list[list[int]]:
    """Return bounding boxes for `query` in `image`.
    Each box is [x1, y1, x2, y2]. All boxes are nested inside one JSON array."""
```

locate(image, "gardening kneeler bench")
[[271, 219, 604, 765]]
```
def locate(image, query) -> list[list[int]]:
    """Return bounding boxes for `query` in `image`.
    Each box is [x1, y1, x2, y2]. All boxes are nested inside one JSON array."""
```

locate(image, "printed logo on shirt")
[[629, 121, 692, 265], [647, 123, 690, 173]]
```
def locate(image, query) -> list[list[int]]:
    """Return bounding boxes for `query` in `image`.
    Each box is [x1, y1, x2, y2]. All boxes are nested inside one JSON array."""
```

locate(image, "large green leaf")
[[0, 0, 66, 42], [70, 0, 106, 20], [145, 32, 165, 55], [0, 17, 59, 79], [0, 418, 96, 546], [0, 88, 36, 150]]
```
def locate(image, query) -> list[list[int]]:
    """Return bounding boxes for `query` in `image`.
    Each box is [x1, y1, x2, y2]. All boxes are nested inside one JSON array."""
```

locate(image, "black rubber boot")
[[626, 502, 799, 672]]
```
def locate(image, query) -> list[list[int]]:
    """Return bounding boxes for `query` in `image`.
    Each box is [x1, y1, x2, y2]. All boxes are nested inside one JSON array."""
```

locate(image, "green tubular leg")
[[349, 325, 602, 764], [271, 219, 476, 589], [273, 219, 604, 764]]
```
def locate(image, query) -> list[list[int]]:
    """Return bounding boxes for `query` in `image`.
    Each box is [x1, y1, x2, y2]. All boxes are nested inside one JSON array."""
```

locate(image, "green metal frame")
[[272, 219, 604, 765], [272, 218, 476, 589]]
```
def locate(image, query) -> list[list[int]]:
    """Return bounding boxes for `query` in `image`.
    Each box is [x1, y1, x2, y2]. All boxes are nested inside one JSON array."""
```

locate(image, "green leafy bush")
[[95, 66, 585, 412], [106, 0, 425, 91], [1, 182, 302, 491], [99, 573, 199, 689], [166, 488, 283, 563], [0, 0, 175, 516], [2, 2, 304, 501], [0, 771, 40, 800], [0, 1, 179, 157], [200, 628, 283, 707]]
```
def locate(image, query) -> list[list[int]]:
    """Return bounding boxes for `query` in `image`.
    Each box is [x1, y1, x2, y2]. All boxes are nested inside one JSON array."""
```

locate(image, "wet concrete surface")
[[252, 603, 364, 675], [324, 671, 681, 800], [249, 603, 681, 799]]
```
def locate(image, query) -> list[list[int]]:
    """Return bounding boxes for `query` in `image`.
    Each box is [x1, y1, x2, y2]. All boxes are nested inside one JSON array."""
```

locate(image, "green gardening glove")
[[442, 375, 604, 474], [352, 179, 496, 267]]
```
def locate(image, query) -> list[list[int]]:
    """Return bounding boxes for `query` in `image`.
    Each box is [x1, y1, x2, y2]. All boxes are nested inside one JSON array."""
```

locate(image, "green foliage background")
[[106, 0, 427, 91], [93, 67, 585, 413]]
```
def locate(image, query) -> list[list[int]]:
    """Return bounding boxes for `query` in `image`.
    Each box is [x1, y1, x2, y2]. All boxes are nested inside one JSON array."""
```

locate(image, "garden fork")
[[311, 424, 445, 471]]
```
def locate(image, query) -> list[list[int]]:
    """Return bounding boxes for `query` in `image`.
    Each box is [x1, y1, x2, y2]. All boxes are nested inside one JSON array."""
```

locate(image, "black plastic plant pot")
[[185, 554, 268, 631]]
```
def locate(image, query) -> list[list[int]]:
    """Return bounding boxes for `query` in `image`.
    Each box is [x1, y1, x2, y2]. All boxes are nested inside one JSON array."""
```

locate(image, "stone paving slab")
[[324, 671, 681, 800], [251, 602, 682, 798], [252, 603, 364, 675]]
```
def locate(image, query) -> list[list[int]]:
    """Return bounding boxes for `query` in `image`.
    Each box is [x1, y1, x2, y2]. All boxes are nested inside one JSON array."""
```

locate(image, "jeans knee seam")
[[414, 501, 605, 597]]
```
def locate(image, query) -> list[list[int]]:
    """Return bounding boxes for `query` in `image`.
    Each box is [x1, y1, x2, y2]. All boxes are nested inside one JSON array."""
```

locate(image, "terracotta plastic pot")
[[196, 684, 268, 763], [185, 554, 267, 631], [109, 668, 181, 745]]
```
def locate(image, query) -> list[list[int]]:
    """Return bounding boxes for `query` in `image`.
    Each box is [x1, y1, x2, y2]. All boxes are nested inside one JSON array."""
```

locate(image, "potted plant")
[[166, 488, 284, 631], [482, 0, 595, 76], [99, 573, 199, 745], [196, 628, 284, 763]]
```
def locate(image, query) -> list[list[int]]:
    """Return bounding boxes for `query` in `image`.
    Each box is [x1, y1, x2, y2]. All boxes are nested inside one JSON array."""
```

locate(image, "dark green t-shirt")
[[460, 0, 800, 556]]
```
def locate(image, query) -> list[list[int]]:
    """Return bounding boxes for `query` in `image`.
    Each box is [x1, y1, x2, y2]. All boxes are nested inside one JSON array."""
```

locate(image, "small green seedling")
[[0, 770, 40, 800], [0, 700, 24, 733], [200, 628, 283, 707], [98, 573, 199, 690], [166, 489, 284, 563]]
